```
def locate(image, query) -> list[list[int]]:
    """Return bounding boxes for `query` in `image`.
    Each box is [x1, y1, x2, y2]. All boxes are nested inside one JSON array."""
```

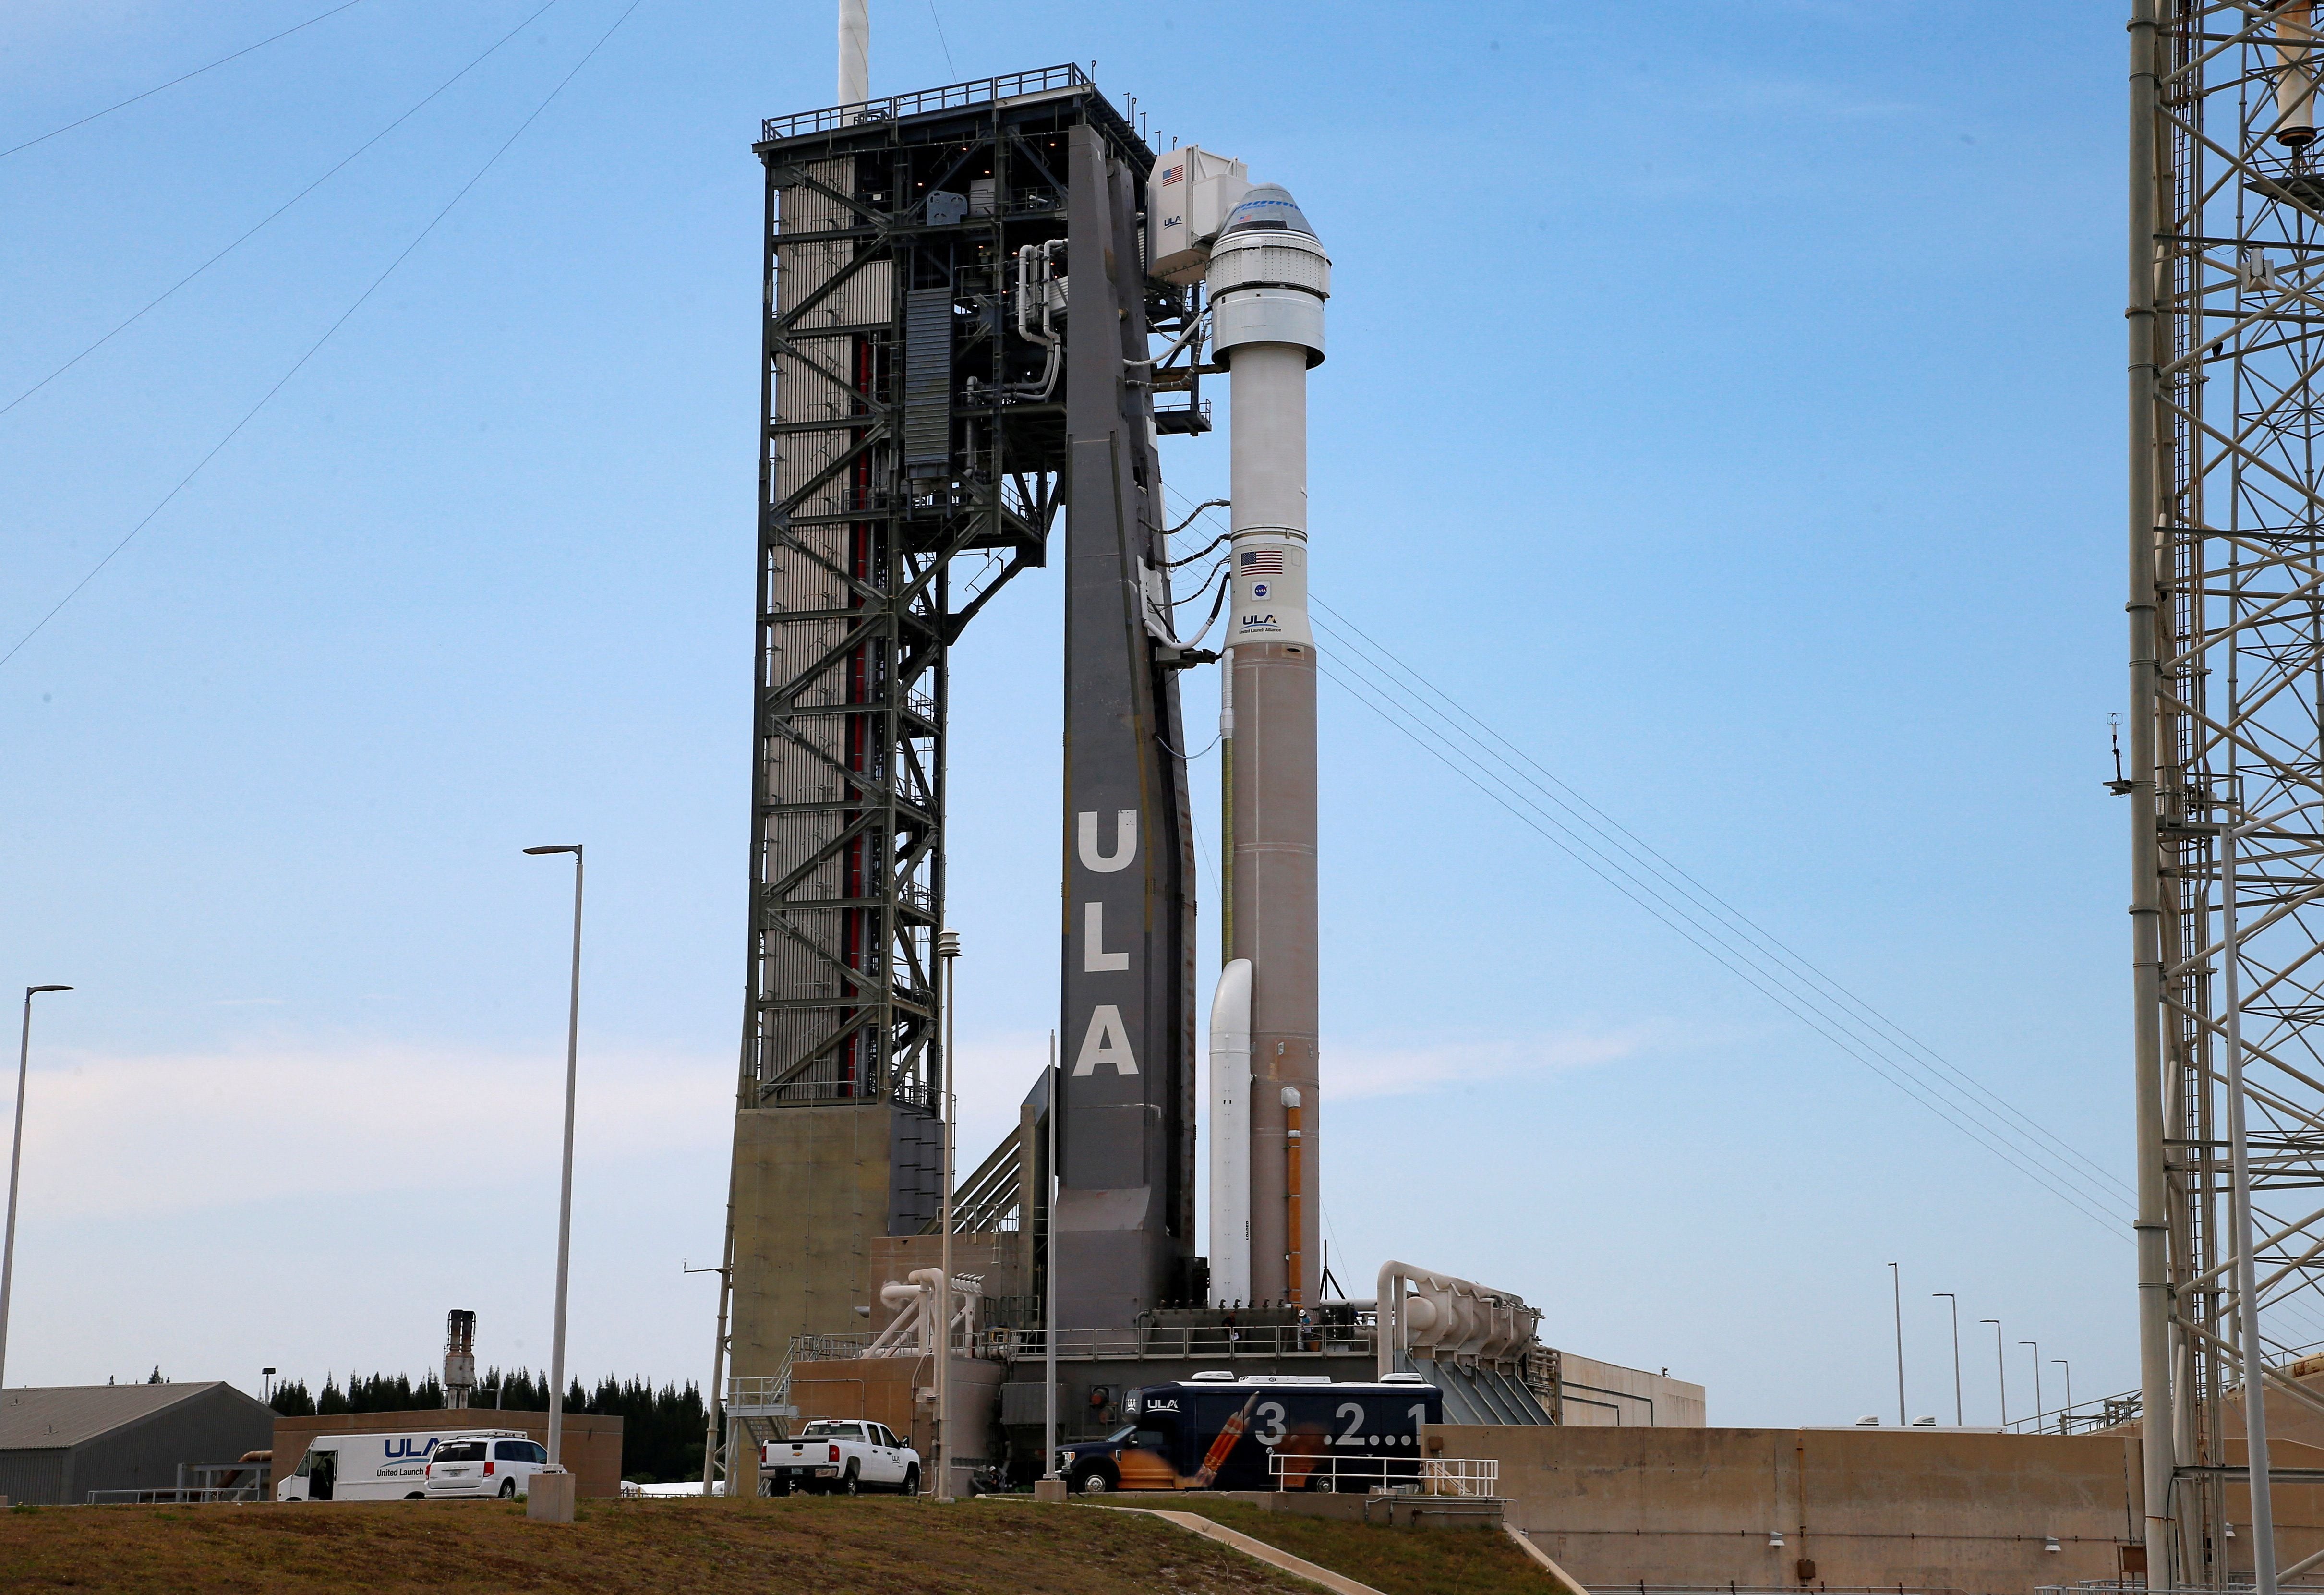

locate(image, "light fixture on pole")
[[2020, 1341, 2043, 1434], [1888, 1263, 1906, 1428], [0, 984, 72, 1392], [1043, 1029, 1060, 1490], [1981, 1319, 2007, 1426], [263, 1367, 277, 1404], [523, 845, 584, 1471], [935, 928, 961, 1502], [1932, 1293, 1963, 1427], [2053, 1359, 2072, 1435]]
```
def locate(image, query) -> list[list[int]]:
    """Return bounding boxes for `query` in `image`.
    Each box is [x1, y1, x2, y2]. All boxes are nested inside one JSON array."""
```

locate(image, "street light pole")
[[1043, 1030, 1059, 1486], [935, 929, 960, 1501], [2053, 1359, 2072, 1435], [1888, 1263, 1906, 1427], [1982, 1319, 2007, 1426], [0, 985, 72, 1392], [524, 845, 584, 1469], [2020, 1341, 2042, 1434], [1933, 1293, 1963, 1427]]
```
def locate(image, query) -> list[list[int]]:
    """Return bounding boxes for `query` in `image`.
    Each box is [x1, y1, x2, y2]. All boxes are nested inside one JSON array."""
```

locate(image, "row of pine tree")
[[268, 1370, 708, 1484]]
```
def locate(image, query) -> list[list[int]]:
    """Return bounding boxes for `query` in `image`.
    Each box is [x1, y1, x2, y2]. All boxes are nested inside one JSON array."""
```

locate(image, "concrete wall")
[[1555, 1353, 1706, 1428], [727, 1103, 901, 1388], [866, 1233, 1028, 1325], [785, 1354, 1005, 1473], [1443, 1423, 2144, 1595], [271, 1410, 623, 1500]]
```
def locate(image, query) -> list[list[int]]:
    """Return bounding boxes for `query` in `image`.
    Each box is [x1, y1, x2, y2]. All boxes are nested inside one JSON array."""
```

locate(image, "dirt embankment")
[[0, 1496, 1315, 1595]]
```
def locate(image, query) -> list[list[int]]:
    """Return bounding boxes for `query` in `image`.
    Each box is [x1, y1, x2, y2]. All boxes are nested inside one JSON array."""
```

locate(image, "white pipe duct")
[[1374, 1259, 1542, 1380], [837, 0, 869, 108], [1207, 959, 1252, 1305]]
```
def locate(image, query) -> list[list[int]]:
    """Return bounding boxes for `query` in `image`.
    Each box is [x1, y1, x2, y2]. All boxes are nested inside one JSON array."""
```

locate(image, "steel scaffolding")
[[2132, 3, 2324, 1586]]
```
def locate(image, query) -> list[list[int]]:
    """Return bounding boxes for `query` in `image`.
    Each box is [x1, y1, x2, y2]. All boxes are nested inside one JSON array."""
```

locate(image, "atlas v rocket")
[[1152, 157, 1331, 1310]]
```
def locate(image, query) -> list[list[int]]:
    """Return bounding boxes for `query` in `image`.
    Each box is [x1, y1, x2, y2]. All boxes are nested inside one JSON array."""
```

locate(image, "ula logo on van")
[[385, 1438, 438, 1460], [1145, 1399, 1180, 1413]]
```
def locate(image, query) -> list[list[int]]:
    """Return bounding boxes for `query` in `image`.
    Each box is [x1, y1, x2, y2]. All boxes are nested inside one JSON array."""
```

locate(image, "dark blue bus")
[[1055, 1373, 1443, 1493]]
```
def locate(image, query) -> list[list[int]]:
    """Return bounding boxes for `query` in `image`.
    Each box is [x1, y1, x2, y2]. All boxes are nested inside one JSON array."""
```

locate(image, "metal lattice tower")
[[2132, 3, 2324, 1584], [708, 65, 1194, 1487]]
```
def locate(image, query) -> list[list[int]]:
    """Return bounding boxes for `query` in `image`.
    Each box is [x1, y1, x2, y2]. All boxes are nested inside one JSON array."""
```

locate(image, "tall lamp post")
[[1981, 1318, 2007, 1427], [2053, 1359, 2072, 1435], [1042, 1029, 1059, 1490], [1932, 1293, 1963, 1426], [935, 929, 960, 1501], [1888, 1263, 1906, 1427], [524, 845, 584, 1469], [0, 985, 72, 1391]]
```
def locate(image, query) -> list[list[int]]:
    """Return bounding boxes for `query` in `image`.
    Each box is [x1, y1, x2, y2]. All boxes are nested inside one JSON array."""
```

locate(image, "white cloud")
[[13, 1039, 729, 1219], [1325, 1025, 1668, 1100], [3, 1020, 1667, 1225]]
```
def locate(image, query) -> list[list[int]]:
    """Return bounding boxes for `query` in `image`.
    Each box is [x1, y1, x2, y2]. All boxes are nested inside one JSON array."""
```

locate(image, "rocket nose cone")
[[1221, 184, 1317, 241]]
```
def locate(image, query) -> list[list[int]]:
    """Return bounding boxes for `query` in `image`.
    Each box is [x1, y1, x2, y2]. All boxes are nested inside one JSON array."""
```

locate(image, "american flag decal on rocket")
[[1239, 549, 1284, 576]]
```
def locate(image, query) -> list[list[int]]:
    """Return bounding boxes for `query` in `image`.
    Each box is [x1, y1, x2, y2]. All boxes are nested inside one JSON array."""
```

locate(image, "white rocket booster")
[[1207, 958, 1252, 1304]]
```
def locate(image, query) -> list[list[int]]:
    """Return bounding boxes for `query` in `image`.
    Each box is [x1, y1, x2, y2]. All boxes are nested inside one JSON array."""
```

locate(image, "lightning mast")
[[2131, 3, 2324, 1585]]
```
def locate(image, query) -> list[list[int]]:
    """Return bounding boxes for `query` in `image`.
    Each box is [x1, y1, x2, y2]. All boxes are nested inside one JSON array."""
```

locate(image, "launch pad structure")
[[700, 45, 1580, 1498], [711, 64, 1210, 1452], [2131, 2, 2324, 1587]]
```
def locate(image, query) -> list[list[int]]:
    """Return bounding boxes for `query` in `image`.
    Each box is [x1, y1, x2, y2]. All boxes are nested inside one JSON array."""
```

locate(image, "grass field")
[[1156, 1498, 1564, 1595], [0, 1495, 1326, 1594]]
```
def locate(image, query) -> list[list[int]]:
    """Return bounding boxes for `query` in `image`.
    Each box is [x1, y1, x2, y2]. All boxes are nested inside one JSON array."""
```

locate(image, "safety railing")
[[2005, 1389, 2141, 1436], [1002, 1323, 1376, 1362], [1268, 1453, 1498, 1497], [88, 1461, 271, 1505], [775, 1328, 1015, 1364], [725, 1374, 796, 1415], [88, 1486, 264, 1505], [763, 64, 1092, 143]]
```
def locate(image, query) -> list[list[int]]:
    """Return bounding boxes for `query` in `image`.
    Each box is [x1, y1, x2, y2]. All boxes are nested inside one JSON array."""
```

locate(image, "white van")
[[278, 1430, 458, 1501], [421, 1432, 548, 1499]]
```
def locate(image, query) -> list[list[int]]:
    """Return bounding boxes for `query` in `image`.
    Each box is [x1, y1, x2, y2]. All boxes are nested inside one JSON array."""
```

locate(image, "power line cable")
[[0, 0, 646, 675], [1310, 591, 2134, 1208], [925, 1, 958, 77], [1159, 494, 2130, 1215], [1154, 483, 2129, 1231], [1, 0, 566, 422], [1307, 614, 2132, 1225], [1312, 649, 2127, 1237], [0, 0, 372, 161]]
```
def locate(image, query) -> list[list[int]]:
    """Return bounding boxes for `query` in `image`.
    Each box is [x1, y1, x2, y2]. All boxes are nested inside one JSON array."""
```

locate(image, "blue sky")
[[1, 0, 2122, 1427]]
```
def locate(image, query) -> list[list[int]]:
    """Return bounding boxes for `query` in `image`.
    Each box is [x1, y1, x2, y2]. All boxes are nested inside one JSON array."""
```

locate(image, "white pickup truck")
[[762, 1419, 920, 1496]]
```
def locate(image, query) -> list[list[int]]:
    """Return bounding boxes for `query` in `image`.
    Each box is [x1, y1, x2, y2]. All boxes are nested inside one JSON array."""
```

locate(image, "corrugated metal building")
[[0, 1383, 275, 1504]]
